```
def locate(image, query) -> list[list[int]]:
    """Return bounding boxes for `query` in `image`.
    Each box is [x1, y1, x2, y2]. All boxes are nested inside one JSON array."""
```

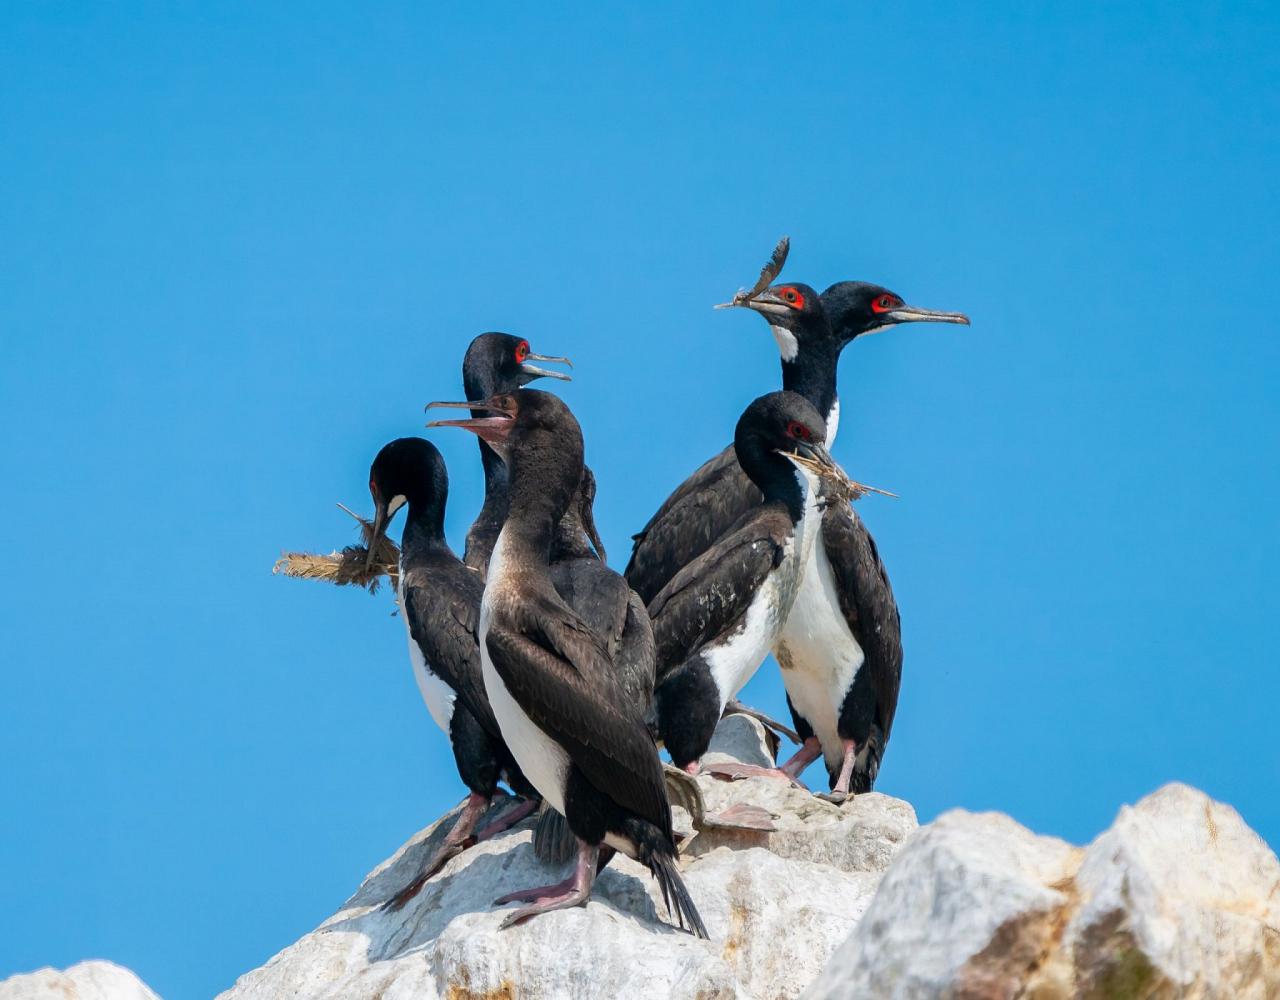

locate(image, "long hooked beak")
[[885, 304, 970, 326], [520, 352, 573, 383], [715, 287, 790, 315], [364, 501, 390, 573], [424, 399, 515, 446]]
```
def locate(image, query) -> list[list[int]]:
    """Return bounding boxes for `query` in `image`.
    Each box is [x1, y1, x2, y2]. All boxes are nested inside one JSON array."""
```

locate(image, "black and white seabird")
[[364, 437, 540, 908], [428, 389, 707, 936], [458, 333, 574, 576], [627, 280, 968, 798], [647, 391, 838, 778]]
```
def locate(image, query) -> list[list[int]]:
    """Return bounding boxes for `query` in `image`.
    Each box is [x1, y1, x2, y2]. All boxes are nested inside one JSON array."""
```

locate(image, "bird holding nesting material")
[[627, 239, 968, 800], [364, 437, 545, 910], [359, 334, 578, 910], [647, 391, 861, 794]]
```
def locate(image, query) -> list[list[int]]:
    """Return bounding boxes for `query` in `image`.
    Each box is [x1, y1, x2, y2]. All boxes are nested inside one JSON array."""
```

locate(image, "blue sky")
[[2, 3, 1278, 998]]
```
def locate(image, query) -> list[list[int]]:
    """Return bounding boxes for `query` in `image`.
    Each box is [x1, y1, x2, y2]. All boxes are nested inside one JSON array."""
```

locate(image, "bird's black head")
[[734, 390, 837, 512], [725, 282, 829, 362], [820, 281, 970, 346], [428, 389, 585, 529], [365, 437, 448, 568], [462, 332, 573, 402]]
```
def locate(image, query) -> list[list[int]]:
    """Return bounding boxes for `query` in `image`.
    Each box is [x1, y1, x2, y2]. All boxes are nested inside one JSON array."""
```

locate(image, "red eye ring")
[[787, 420, 812, 441], [779, 287, 806, 310], [871, 294, 901, 314], [369, 478, 379, 499], [515, 340, 530, 362]]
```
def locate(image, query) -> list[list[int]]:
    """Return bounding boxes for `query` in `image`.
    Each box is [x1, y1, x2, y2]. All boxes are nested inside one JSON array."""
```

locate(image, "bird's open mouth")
[[426, 397, 517, 445], [520, 352, 574, 383]]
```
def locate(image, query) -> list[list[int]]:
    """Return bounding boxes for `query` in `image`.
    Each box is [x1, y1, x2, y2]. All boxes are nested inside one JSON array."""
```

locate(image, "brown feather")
[[734, 235, 790, 304]]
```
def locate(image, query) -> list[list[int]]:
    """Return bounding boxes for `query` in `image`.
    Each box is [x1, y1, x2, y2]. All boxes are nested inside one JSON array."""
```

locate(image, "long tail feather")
[[648, 850, 709, 940]]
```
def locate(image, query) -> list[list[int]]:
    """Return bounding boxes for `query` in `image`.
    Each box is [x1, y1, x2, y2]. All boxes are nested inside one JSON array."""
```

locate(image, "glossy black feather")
[[647, 505, 791, 688], [484, 586, 673, 841], [819, 503, 902, 777], [399, 553, 497, 736], [624, 444, 763, 606]]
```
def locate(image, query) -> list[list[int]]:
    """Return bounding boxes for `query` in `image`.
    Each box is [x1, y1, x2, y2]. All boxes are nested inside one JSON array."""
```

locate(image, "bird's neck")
[[502, 457, 580, 570], [780, 342, 840, 444], [475, 440, 510, 534], [402, 494, 447, 554]]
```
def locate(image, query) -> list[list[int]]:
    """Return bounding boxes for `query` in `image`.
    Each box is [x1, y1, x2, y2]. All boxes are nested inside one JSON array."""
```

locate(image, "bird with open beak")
[[427, 389, 708, 936]]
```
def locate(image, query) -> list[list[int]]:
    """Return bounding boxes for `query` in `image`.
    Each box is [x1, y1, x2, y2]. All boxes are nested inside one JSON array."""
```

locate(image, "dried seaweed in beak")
[[788, 452, 899, 507], [272, 504, 401, 593]]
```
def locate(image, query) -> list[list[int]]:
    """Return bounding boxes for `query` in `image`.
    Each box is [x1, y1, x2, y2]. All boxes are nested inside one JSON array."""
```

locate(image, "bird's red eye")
[[780, 287, 806, 310], [787, 420, 812, 441], [369, 478, 379, 499], [515, 340, 530, 362], [871, 294, 902, 314]]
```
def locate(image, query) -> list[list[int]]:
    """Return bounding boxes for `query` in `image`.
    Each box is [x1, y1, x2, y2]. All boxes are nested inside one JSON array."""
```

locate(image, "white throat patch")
[[770, 325, 799, 362]]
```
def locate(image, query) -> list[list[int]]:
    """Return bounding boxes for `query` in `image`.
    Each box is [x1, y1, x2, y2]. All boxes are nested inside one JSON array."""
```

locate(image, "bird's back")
[[624, 444, 764, 606]]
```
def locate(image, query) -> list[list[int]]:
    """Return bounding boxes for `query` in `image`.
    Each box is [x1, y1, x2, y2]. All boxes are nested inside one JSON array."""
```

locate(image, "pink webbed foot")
[[495, 842, 598, 929], [702, 761, 806, 789], [702, 802, 777, 832]]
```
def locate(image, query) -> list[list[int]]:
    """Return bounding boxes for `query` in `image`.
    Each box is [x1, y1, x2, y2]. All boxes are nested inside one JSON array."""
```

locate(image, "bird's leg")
[[383, 791, 490, 911], [816, 739, 858, 804], [473, 795, 539, 841], [722, 699, 802, 745], [778, 736, 823, 780], [495, 841, 599, 929]]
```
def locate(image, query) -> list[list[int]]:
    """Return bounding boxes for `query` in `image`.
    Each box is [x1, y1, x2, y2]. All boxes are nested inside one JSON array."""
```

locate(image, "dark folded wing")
[[401, 562, 499, 738], [822, 504, 903, 741], [647, 509, 790, 687], [624, 444, 764, 605], [485, 593, 671, 836]]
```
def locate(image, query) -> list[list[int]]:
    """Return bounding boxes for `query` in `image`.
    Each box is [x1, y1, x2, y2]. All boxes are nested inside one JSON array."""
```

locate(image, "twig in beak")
[[788, 453, 899, 505]]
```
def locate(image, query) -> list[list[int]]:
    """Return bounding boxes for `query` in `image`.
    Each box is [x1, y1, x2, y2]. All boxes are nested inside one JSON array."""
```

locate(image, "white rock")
[[803, 809, 1080, 999], [0, 961, 161, 1000], [1065, 782, 1280, 999], [219, 717, 912, 1000], [806, 782, 1280, 1000]]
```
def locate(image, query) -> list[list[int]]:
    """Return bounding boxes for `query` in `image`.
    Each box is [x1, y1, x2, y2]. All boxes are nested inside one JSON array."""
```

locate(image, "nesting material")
[[715, 235, 790, 309], [273, 504, 400, 593], [789, 453, 899, 507]]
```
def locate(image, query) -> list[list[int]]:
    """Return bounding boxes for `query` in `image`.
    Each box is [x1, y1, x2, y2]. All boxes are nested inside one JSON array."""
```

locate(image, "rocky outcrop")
[[15, 724, 1275, 999], [0, 961, 160, 1000], [805, 783, 1280, 1000], [217, 715, 917, 1000]]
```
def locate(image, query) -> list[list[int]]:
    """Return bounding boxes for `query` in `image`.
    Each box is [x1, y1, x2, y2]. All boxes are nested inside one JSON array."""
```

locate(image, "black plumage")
[[431, 388, 706, 936], [626, 279, 966, 797], [648, 391, 835, 774], [457, 332, 574, 576], [364, 438, 541, 910]]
